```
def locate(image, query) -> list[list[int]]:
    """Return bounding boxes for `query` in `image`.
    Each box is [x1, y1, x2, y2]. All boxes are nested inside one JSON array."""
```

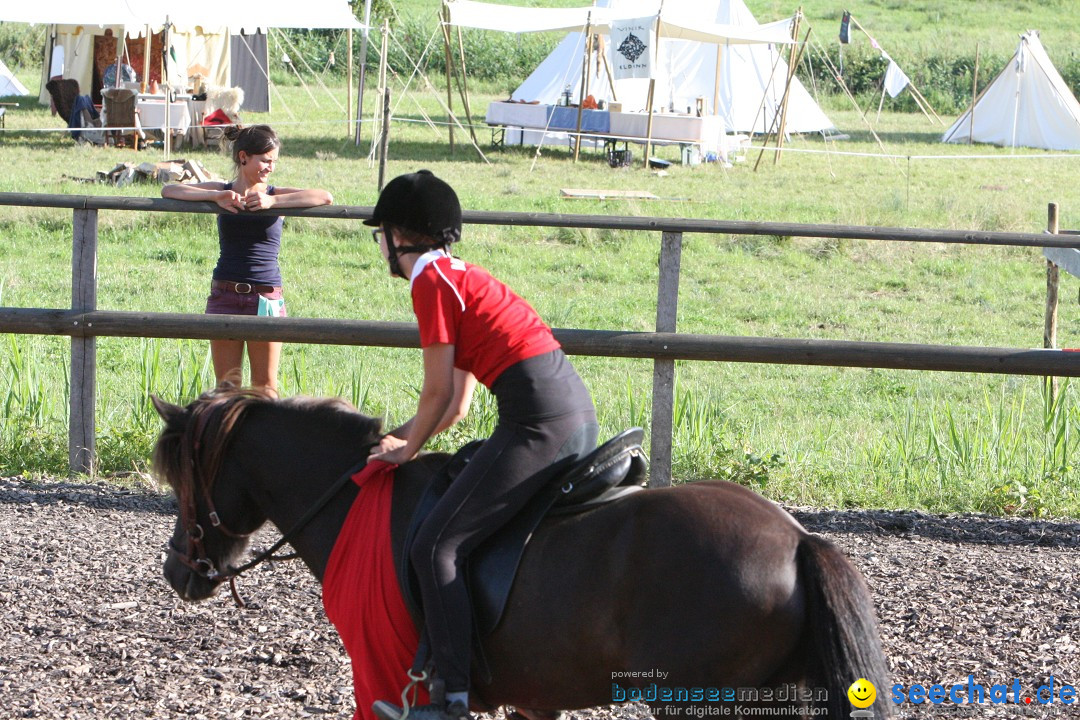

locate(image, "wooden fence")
[[1, 192, 1078, 483]]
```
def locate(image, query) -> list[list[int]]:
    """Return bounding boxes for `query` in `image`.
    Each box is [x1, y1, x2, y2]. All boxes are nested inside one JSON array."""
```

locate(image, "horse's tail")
[[796, 533, 892, 719]]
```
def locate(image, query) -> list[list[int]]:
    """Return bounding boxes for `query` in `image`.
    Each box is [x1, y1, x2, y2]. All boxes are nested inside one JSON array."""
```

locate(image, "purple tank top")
[[213, 183, 285, 285]]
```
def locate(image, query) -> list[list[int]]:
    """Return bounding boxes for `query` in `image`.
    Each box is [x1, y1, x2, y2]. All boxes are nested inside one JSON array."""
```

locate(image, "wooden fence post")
[[1045, 202, 1060, 403], [650, 231, 682, 487], [69, 208, 98, 476]]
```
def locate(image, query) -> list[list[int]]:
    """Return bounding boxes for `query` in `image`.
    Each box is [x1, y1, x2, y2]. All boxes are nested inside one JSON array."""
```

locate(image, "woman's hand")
[[243, 190, 274, 211], [369, 434, 415, 465], [215, 190, 245, 213]]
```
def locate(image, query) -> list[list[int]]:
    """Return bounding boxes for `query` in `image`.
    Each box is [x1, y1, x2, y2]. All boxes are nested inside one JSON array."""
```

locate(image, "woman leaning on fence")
[[160, 124, 332, 396]]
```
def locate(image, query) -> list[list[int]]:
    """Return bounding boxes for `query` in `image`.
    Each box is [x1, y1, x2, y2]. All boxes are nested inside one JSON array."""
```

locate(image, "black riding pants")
[[410, 349, 598, 693]]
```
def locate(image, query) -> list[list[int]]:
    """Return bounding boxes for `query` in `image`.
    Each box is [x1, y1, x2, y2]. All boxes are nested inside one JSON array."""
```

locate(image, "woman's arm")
[[161, 181, 244, 213], [370, 344, 457, 464], [253, 187, 334, 209]]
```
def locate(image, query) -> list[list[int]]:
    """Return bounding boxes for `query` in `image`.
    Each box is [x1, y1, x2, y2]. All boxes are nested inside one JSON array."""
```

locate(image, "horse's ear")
[[150, 395, 188, 426]]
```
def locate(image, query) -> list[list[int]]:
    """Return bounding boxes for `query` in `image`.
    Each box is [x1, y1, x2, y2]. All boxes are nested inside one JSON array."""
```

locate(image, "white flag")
[[884, 60, 910, 98], [610, 17, 654, 80]]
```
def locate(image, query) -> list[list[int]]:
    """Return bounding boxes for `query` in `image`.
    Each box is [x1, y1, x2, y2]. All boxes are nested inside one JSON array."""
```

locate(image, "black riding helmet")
[[365, 170, 462, 278]]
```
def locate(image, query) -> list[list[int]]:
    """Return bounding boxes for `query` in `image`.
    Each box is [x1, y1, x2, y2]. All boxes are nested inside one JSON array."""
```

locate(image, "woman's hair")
[[224, 125, 281, 171]]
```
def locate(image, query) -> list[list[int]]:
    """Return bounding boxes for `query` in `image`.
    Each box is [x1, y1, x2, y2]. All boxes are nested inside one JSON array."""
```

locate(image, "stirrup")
[[373, 701, 407, 720], [372, 701, 471, 720], [373, 668, 429, 720]]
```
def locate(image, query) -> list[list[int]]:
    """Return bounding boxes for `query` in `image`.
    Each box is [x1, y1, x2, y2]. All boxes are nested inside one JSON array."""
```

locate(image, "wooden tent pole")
[[573, 13, 593, 162], [347, 28, 353, 138], [455, 23, 479, 147], [441, 3, 455, 155], [906, 82, 943, 124], [642, 80, 656, 168], [713, 44, 722, 117], [807, 32, 890, 156], [597, 34, 617, 102], [163, 20, 171, 160], [746, 46, 784, 143], [755, 25, 810, 171], [943, 50, 1004, 143], [370, 19, 389, 157], [969, 43, 980, 144], [850, 13, 943, 125], [142, 27, 151, 93], [355, 0, 374, 146], [772, 9, 802, 165], [642, 2, 665, 169]]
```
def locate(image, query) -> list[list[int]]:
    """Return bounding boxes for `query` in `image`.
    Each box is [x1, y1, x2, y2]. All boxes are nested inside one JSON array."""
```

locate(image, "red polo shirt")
[[410, 252, 561, 388]]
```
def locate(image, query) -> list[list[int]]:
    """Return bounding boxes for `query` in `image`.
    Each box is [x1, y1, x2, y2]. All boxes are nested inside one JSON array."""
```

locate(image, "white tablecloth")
[[486, 101, 550, 128], [485, 101, 726, 151], [136, 99, 192, 135], [608, 112, 725, 146]]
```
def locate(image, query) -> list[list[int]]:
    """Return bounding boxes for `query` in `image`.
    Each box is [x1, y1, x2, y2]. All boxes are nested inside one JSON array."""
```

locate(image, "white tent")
[[448, 0, 834, 136], [943, 31, 1080, 151], [0, 58, 30, 96]]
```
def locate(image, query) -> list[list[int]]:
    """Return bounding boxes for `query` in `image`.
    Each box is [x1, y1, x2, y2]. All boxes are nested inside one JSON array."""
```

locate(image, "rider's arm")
[[371, 343, 457, 464], [385, 366, 475, 442]]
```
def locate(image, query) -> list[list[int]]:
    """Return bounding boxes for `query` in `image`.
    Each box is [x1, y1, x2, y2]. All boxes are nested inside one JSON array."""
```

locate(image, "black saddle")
[[398, 428, 648, 640]]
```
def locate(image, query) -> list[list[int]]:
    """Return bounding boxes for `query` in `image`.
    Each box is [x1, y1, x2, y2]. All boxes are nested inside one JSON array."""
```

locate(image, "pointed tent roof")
[[0, 58, 29, 96], [450, 0, 833, 135], [943, 31, 1080, 151]]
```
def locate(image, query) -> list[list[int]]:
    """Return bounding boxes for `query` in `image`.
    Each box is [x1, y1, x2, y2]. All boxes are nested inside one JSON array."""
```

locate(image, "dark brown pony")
[[152, 387, 890, 720]]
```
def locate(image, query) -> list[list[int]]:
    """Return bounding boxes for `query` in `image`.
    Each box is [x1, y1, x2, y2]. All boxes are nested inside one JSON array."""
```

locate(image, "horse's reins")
[[170, 446, 378, 608]]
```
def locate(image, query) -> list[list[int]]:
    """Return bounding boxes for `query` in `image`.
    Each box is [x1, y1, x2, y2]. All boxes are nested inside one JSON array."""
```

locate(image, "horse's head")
[[152, 387, 277, 601], [152, 387, 385, 602]]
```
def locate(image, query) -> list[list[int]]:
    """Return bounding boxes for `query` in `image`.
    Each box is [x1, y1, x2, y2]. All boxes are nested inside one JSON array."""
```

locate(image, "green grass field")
[[2, 23, 1080, 516]]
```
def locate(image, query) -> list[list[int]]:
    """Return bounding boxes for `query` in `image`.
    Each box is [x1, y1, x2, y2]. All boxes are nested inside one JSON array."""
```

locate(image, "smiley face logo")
[[847, 678, 876, 708]]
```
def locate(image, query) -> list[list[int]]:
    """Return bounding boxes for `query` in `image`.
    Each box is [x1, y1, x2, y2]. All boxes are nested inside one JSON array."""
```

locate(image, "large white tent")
[[447, 0, 834, 136], [0, 0, 363, 112], [943, 31, 1080, 151]]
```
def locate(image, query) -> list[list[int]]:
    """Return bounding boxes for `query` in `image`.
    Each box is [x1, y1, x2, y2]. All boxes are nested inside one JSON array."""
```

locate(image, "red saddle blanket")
[[323, 460, 428, 720]]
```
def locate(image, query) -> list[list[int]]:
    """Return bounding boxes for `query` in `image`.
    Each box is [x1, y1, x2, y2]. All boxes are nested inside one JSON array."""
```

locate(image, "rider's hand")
[[368, 435, 415, 465]]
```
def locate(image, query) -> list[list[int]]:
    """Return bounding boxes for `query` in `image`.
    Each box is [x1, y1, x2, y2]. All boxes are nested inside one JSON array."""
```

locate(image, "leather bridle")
[[167, 450, 377, 608]]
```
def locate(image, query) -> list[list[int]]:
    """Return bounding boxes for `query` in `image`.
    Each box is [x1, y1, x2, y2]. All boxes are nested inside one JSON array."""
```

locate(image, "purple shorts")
[[205, 283, 287, 316]]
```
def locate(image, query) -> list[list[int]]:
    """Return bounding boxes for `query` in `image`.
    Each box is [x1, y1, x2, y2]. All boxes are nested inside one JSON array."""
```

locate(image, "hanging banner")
[[839, 11, 851, 44], [611, 16, 654, 80], [883, 59, 910, 98]]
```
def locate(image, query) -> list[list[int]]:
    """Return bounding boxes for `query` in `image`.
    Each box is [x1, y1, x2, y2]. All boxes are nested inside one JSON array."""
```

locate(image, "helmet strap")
[[387, 243, 447, 280]]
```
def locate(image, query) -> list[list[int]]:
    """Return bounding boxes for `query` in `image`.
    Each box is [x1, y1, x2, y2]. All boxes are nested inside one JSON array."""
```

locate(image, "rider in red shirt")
[[366, 171, 597, 720]]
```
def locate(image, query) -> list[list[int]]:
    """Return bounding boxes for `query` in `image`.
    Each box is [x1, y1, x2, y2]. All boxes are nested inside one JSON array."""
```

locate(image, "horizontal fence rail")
[[0, 193, 1073, 481], [3, 308, 1080, 376], [1, 193, 1078, 248]]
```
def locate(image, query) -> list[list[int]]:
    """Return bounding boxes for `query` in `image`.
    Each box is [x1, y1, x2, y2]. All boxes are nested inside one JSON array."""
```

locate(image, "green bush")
[[0, 23, 44, 73]]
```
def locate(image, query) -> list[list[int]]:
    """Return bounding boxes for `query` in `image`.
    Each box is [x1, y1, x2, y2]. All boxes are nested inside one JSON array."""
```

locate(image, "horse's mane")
[[152, 386, 383, 499]]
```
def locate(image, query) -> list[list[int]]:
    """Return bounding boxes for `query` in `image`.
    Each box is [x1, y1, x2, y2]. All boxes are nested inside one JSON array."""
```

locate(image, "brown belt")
[[212, 279, 281, 294]]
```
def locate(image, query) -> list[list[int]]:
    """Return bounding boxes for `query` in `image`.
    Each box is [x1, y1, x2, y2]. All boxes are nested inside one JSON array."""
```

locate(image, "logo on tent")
[[617, 33, 647, 63]]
